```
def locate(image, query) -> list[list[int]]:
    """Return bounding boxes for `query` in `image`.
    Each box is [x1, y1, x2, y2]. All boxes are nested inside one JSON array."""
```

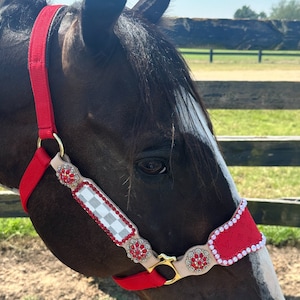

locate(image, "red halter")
[[20, 5, 65, 211], [20, 5, 265, 291]]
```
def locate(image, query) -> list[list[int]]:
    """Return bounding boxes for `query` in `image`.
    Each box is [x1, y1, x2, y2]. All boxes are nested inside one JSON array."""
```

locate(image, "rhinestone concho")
[[185, 248, 210, 272], [56, 163, 81, 189], [126, 238, 152, 263]]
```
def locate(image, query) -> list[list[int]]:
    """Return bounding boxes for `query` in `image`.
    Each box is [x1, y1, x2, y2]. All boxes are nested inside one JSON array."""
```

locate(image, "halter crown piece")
[[19, 5, 266, 291]]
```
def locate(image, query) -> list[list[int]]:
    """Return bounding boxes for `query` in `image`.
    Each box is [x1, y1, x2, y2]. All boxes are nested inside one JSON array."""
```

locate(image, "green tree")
[[234, 5, 266, 19], [270, 0, 300, 20], [258, 12, 268, 19]]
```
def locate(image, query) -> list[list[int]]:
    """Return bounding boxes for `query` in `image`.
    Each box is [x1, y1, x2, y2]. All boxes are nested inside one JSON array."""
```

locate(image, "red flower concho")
[[126, 238, 152, 263], [185, 248, 210, 272], [56, 163, 81, 189]]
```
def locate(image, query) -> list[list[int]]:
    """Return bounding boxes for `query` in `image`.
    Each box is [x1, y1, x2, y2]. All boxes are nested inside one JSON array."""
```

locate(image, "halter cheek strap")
[[27, 5, 61, 140], [20, 5, 66, 212], [20, 5, 266, 291]]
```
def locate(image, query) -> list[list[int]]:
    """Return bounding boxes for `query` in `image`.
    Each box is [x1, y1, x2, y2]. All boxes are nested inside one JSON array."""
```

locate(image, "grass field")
[[180, 48, 300, 65], [0, 53, 299, 246], [182, 49, 300, 202], [209, 109, 300, 199], [181, 48, 300, 81]]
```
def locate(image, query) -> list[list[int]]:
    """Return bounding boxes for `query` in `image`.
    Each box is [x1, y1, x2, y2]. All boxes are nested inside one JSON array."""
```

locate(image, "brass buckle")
[[37, 133, 65, 157], [147, 254, 182, 285]]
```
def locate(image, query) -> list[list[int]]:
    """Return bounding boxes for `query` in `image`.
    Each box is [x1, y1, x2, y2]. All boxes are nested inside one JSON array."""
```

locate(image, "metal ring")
[[37, 133, 65, 157], [147, 253, 182, 285]]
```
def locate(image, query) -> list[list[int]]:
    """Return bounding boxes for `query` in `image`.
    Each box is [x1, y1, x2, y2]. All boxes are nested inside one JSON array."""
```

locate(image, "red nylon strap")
[[28, 5, 64, 140], [20, 5, 64, 212], [212, 207, 262, 261], [19, 148, 52, 213], [113, 269, 166, 291]]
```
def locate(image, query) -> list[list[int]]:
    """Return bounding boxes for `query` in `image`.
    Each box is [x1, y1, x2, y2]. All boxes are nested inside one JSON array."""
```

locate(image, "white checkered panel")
[[75, 182, 134, 245]]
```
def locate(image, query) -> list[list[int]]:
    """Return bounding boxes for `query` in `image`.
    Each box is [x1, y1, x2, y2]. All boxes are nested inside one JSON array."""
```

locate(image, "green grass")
[[258, 225, 300, 247], [180, 48, 300, 65], [0, 218, 36, 239], [209, 110, 300, 136], [207, 109, 300, 247], [209, 109, 300, 199]]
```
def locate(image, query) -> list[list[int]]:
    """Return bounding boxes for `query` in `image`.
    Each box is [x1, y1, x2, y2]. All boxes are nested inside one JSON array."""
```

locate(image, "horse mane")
[[114, 12, 221, 194], [116, 11, 210, 127], [115, 11, 213, 142], [0, 0, 46, 34]]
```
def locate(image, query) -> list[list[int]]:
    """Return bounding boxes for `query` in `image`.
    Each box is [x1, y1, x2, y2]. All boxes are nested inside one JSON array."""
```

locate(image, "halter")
[[19, 5, 266, 291]]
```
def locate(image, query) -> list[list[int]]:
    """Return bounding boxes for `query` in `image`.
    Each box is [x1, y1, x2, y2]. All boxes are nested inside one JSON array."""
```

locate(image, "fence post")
[[258, 50, 262, 63], [209, 49, 213, 63]]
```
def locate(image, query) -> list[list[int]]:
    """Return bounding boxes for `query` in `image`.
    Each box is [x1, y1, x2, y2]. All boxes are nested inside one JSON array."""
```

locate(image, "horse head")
[[0, 0, 284, 299]]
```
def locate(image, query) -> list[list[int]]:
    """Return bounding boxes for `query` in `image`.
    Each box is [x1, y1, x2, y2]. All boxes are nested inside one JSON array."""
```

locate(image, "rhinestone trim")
[[207, 199, 266, 266], [126, 238, 152, 263], [56, 163, 80, 189], [72, 181, 136, 246], [185, 248, 210, 272]]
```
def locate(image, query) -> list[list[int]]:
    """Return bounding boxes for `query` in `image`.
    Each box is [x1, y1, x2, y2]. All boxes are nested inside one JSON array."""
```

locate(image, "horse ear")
[[81, 0, 126, 51], [132, 0, 170, 24]]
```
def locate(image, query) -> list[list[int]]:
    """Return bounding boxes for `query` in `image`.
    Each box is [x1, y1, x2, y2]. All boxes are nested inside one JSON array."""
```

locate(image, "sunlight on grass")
[[209, 110, 300, 136], [0, 218, 36, 239], [229, 167, 300, 199], [258, 225, 300, 247], [180, 48, 300, 67], [209, 109, 300, 200], [188, 62, 300, 71]]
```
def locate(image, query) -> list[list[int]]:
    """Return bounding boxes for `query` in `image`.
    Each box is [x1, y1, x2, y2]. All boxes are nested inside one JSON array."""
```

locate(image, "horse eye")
[[137, 159, 167, 176]]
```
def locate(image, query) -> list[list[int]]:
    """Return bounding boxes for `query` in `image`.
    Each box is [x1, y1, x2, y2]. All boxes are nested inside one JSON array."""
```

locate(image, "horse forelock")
[[115, 12, 199, 107], [114, 13, 221, 173]]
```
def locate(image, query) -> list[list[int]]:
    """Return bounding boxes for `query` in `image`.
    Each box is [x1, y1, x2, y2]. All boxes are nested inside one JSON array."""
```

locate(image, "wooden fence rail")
[[196, 81, 300, 168], [195, 80, 300, 227], [1, 81, 299, 227]]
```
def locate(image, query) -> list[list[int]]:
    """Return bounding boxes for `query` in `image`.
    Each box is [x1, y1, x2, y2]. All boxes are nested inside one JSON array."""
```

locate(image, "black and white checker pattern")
[[75, 182, 134, 245]]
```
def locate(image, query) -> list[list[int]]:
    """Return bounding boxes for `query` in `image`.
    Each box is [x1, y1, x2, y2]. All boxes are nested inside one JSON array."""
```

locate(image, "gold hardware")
[[37, 133, 65, 157], [147, 253, 182, 285]]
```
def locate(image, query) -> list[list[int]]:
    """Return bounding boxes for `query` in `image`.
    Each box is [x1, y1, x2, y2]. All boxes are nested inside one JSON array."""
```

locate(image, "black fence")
[[181, 49, 300, 63]]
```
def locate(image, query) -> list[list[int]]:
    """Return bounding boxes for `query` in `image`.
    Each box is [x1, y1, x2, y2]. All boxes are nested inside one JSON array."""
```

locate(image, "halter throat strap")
[[20, 5, 265, 291]]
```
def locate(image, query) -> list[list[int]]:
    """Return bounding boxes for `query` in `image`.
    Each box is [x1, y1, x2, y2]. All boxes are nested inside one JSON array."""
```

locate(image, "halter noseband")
[[19, 5, 265, 291]]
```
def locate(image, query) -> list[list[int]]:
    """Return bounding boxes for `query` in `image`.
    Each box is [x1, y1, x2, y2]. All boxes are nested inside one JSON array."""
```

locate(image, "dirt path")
[[0, 237, 299, 300]]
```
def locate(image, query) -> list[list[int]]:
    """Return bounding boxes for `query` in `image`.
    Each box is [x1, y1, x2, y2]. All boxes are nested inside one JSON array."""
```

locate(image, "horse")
[[0, 0, 284, 299]]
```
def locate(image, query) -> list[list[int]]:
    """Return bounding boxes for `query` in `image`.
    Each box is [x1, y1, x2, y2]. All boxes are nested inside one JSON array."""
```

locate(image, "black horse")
[[0, 0, 284, 299]]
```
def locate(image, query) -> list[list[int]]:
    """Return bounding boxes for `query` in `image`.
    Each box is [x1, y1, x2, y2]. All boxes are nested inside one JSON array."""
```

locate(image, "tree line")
[[234, 0, 300, 20]]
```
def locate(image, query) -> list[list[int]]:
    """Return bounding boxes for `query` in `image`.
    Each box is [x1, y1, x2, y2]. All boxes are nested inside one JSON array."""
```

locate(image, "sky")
[[52, 0, 278, 19]]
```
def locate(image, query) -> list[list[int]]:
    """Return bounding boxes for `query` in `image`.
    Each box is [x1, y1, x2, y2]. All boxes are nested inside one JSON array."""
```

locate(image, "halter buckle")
[[147, 253, 182, 285]]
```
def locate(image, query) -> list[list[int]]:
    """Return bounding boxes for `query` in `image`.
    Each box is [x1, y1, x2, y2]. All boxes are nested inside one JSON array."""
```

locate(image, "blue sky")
[[52, 0, 277, 18]]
